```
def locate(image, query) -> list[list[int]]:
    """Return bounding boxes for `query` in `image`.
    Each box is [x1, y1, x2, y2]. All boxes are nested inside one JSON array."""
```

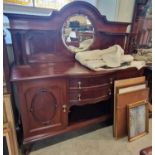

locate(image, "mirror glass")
[[62, 14, 95, 53]]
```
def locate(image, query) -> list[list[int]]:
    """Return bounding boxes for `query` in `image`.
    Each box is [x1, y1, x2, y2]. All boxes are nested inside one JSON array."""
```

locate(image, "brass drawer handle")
[[62, 105, 67, 112], [109, 78, 113, 84], [78, 81, 82, 89], [78, 94, 81, 101]]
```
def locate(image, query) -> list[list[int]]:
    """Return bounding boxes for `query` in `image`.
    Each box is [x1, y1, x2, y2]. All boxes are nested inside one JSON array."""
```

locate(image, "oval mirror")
[[62, 14, 95, 53]]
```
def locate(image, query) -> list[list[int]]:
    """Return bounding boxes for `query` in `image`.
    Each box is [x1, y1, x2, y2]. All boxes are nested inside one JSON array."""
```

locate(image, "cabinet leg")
[[21, 143, 32, 155]]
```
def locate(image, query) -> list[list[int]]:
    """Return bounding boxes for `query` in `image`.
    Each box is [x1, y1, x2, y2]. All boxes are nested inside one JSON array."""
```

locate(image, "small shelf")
[[69, 114, 112, 128], [69, 100, 112, 124]]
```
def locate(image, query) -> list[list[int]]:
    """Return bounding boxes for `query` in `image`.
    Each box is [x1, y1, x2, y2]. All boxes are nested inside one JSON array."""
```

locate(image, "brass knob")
[[78, 94, 81, 101], [62, 105, 67, 112], [109, 78, 113, 84], [78, 81, 82, 89]]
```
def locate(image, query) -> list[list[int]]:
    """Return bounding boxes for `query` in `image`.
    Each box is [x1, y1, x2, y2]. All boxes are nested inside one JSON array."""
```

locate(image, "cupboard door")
[[17, 79, 68, 140]]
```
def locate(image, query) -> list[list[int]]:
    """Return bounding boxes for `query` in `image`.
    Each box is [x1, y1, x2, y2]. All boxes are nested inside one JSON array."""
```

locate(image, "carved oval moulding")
[[30, 89, 57, 125]]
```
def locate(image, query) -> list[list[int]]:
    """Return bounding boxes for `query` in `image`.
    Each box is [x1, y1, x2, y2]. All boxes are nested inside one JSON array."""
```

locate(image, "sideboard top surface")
[[11, 61, 144, 82]]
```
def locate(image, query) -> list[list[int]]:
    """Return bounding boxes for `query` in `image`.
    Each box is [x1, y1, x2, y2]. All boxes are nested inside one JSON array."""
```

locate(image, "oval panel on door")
[[30, 88, 57, 125]]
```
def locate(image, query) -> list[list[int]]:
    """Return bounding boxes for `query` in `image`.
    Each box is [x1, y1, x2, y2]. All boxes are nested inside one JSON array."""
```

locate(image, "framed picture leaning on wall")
[[127, 100, 149, 142]]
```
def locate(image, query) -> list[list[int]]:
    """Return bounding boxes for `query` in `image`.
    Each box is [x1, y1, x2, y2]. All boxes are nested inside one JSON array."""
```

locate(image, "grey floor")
[[30, 119, 152, 155]]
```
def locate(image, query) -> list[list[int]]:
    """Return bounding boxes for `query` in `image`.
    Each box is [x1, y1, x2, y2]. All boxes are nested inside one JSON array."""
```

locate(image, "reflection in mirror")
[[62, 14, 95, 53]]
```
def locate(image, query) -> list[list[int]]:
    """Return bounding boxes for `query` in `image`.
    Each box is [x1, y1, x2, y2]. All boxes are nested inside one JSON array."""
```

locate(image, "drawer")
[[69, 74, 114, 89], [69, 85, 112, 105]]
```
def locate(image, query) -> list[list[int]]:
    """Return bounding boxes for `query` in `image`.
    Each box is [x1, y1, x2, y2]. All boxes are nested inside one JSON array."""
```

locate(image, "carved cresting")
[[30, 88, 57, 125]]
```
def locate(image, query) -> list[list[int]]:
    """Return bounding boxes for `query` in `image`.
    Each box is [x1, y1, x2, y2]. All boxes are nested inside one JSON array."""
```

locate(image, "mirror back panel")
[[6, 1, 130, 65]]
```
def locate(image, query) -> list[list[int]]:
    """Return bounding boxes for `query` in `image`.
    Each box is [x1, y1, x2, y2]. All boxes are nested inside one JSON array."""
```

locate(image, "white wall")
[[97, 0, 117, 21], [97, 0, 135, 22], [115, 0, 135, 22], [76, 0, 97, 7]]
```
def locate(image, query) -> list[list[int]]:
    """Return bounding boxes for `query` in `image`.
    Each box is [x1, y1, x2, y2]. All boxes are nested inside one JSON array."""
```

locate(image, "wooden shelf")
[[69, 114, 112, 128]]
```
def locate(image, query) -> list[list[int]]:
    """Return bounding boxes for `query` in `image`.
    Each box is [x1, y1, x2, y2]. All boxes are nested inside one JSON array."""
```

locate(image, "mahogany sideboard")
[[5, 1, 146, 154]]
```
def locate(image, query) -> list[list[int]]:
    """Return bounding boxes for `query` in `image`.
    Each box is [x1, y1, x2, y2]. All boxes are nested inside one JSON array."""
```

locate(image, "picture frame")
[[117, 82, 147, 95], [127, 100, 149, 142], [3, 123, 15, 155], [3, 95, 19, 155], [113, 76, 146, 138]]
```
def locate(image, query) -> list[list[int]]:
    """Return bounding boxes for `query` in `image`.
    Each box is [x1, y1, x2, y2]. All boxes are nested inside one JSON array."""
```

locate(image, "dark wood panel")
[[25, 31, 57, 54]]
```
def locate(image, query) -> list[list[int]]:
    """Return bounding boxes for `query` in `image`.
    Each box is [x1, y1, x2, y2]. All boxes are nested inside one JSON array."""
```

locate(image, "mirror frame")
[[61, 13, 95, 53]]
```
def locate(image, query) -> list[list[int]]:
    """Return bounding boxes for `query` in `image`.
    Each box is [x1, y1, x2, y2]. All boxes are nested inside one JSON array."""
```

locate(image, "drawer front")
[[69, 85, 112, 105], [69, 74, 114, 89]]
